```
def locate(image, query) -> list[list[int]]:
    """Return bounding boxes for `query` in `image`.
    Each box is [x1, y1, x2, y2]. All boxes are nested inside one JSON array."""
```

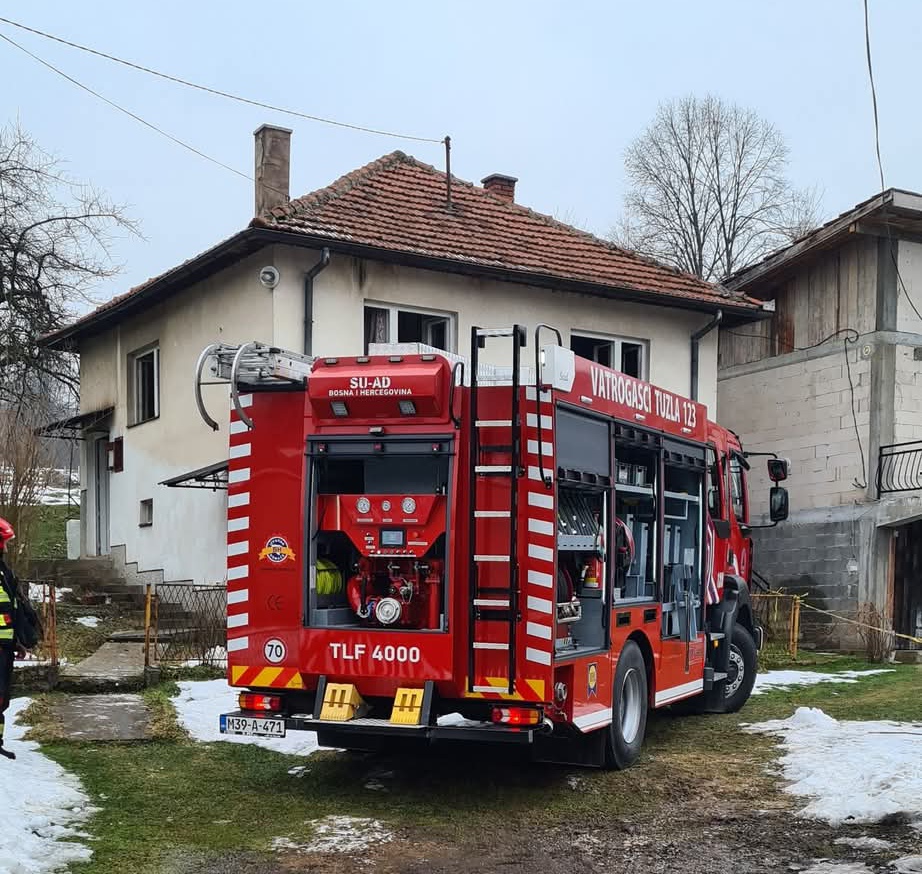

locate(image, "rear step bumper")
[[287, 714, 538, 744]]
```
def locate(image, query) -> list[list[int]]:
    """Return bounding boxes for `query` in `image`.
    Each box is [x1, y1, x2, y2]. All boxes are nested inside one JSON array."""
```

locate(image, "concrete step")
[[28, 558, 117, 578], [49, 694, 152, 740], [58, 641, 147, 693], [893, 649, 922, 664]]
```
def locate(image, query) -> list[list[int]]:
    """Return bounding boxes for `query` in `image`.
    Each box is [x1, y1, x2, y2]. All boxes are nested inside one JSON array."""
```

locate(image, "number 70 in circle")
[[264, 639, 286, 663]]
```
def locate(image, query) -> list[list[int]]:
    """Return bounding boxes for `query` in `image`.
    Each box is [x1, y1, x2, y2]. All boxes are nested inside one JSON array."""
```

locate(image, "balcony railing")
[[877, 440, 922, 496]]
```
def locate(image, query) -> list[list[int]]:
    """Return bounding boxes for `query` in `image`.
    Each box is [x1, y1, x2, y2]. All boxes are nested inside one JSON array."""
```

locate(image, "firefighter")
[[0, 516, 25, 761]]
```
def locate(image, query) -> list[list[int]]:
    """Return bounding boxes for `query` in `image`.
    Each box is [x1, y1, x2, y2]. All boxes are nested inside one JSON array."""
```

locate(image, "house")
[[718, 188, 922, 654], [41, 124, 761, 589]]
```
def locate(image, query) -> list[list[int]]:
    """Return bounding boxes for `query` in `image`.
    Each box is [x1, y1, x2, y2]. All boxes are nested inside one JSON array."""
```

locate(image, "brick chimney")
[[481, 173, 517, 203], [254, 124, 292, 216]]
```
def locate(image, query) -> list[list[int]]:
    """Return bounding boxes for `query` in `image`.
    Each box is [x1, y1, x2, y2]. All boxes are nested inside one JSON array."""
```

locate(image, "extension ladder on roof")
[[193, 341, 314, 431]]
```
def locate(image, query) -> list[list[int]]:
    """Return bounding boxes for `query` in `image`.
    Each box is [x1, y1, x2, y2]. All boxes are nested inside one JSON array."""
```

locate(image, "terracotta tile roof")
[[43, 150, 758, 349], [253, 151, 752, 308]]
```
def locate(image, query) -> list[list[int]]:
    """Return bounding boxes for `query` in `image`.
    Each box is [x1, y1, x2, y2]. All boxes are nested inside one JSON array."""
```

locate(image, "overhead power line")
[[862, 0, 886, 194], [0, 31, 252, 183], [861, 0, 922, 324], [0, 15, 444, 145]]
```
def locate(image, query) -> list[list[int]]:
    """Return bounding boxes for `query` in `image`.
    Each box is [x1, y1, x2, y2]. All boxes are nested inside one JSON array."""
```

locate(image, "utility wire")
[[0, 31, 251, 183], [863, 0, 886, 194], [725, 326, 868, 488], [723, 327, 858, 352], [0, 15, 444, 145], [843, 334, 868, 489], [862, 0, 922, 324]]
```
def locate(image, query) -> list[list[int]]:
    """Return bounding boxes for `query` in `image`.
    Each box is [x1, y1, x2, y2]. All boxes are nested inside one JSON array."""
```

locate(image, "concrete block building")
[[718, 189, 922, 652]]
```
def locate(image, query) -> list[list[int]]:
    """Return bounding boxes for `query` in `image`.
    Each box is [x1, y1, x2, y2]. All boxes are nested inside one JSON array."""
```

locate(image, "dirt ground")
[[159, 751, 922, 874], [163, 811, 921, 874]]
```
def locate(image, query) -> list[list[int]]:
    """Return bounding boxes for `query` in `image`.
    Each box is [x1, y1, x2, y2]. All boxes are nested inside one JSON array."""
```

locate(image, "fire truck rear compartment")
[[308, 437, 453, 631]]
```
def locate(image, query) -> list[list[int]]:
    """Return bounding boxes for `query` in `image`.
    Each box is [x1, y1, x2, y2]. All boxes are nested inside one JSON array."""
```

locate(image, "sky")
[[1, 0, 919, 308]]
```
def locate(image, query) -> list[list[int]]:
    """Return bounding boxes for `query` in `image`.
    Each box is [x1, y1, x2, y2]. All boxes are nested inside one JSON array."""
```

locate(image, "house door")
[[94, 436, 110, 555], [892, 522, 922, 650]]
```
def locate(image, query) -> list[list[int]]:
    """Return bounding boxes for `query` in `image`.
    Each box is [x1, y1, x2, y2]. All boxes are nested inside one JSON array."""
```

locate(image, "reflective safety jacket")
[[0, 562, 15, 645]]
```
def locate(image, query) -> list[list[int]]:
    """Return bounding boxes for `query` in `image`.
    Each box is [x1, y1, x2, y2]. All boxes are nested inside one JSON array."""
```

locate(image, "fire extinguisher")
[[582, 513, 604, 590]]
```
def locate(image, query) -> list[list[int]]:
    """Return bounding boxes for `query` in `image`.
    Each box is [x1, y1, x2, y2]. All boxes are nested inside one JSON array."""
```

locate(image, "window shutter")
[[107, 437, 124, 472]]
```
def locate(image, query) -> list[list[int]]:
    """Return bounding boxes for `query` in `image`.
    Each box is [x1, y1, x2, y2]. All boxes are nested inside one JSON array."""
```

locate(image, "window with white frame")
[[570, 332, 648, 380], [129, 344, 160, 425], [364, 304, 454, 353]]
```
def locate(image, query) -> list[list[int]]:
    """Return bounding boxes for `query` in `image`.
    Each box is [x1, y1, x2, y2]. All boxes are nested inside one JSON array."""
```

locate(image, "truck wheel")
[[723, 625, 758, 713], [604, 641, 648, 770]]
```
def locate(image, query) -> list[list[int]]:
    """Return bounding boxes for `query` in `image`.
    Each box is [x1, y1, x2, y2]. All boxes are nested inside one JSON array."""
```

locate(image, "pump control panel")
[[318, 494, 446, 558]]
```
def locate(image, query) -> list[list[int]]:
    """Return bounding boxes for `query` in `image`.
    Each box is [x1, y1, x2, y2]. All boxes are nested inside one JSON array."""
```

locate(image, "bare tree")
[[613, 96, 821, 282], [0, 122, 136, 565], [0, 121, 137, 410]]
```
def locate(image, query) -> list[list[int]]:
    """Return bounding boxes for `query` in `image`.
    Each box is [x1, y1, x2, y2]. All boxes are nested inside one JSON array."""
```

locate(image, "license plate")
[[220, 714, 286, 738]]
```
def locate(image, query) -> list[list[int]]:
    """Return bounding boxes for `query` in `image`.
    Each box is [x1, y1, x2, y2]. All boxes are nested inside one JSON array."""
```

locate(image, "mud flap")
[[533, 725, 607, 767]]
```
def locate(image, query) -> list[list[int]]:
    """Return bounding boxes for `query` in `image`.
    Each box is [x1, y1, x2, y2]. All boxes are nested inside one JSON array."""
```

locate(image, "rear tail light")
[[238, 693, 282, 712], [490, 706, 542, 726]]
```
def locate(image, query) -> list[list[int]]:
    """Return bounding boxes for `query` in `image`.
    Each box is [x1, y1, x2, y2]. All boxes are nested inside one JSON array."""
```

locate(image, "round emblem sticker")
[[259, 535, 295, 564], [264, 639, 286, 664]]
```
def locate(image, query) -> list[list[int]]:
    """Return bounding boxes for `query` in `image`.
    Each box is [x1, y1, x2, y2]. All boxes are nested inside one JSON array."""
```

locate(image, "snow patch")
[[891, 858, 922, 874], [752, 669, 893, 696], [747, 707, 922, 826], [75, 616, 100, 628], [14, 655, 69, 669], [180, 646, 227, 668], [272, 816, 393, 854], [834, 836, 893, 851], [1, 698, 95, 873], [803, 864, 873, 874], [436, 712, 488, 728], [171, 679, 320, 757]]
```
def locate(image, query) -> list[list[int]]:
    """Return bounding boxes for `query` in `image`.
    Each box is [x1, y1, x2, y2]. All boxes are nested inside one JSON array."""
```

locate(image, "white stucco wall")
[[79, 249, 276, 584], [300, 256, 719, 411], [77, 243, 723, 584]]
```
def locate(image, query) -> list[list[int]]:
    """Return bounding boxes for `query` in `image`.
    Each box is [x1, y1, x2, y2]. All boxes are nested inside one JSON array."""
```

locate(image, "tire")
[[723, 624, 758, 713], [604, 640, 648, 770]]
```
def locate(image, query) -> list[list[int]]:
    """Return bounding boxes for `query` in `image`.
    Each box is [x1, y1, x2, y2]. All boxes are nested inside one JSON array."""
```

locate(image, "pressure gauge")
[[401, 497, 417, 515], [356, 497, 371, 514], [381, 500, 392, 512]]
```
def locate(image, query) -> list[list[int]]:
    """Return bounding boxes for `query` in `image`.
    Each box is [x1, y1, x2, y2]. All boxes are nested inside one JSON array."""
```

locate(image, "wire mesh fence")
[[752, 592, 801, 659], [148, 584, 227, 669]]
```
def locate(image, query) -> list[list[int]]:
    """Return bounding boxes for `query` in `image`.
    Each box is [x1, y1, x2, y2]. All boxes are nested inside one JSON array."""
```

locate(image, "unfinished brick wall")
[[718, 343, 871, 518]]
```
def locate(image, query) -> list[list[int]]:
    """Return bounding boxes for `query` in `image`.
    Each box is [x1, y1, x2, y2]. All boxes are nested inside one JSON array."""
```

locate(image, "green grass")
[[24, 504, 78, 563], [26, 661, 922, 874]]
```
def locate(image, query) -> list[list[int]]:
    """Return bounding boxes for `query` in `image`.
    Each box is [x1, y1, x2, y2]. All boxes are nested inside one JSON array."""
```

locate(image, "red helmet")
[[0, 517, 14, 549]]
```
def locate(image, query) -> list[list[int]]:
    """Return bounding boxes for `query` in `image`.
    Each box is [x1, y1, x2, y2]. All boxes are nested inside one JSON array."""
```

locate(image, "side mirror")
[[769, 486, 789, 523], [767, 458, 790, 482]]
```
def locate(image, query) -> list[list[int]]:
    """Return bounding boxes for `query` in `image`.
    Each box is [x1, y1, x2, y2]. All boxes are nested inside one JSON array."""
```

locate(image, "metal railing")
[[19, 580, 58, 668], [877, 440, 922, 496], [751, 592, 802, 659], [144, 584, 227, 669]]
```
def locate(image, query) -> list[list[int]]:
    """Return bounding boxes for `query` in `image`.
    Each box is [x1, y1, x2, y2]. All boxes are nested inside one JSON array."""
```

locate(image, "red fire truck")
[[195, 325, 789, 768]]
